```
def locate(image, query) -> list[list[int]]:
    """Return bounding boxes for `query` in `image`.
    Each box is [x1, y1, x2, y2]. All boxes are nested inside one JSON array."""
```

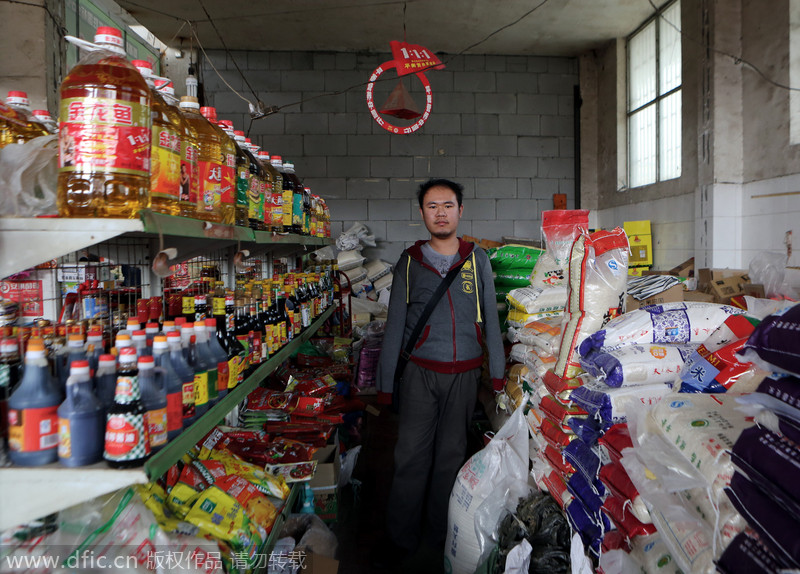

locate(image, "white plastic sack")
[[506, 315, 564, 356], [579, 343, 696, 387], [0, 135, 58, 217], [507, 286, 568, 315], [445, 399, 530, 574], [504, 539, 532, 574]]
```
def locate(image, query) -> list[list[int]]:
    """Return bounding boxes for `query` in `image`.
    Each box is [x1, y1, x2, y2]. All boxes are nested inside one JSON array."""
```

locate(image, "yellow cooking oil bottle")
[[58, 27, 151, 218], [199, 106, 235, 225], [131, 60, 180, 216], [178, 97, 223, 223]]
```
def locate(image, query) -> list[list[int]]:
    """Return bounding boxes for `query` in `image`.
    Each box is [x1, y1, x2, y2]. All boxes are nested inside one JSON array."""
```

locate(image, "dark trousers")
[[386, 361, 480, 551]]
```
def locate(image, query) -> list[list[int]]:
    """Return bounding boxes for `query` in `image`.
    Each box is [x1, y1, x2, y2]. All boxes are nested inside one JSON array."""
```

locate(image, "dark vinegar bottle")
[[104, 347, 150, 468]]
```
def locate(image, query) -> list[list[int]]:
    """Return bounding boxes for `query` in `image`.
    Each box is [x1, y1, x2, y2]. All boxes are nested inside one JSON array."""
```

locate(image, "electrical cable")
[[189, 21, 255, 109], [647, 0, 800, 92]]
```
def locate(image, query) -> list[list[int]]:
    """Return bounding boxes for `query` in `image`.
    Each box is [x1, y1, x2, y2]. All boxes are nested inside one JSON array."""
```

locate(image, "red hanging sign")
[[366, 41, 445, 134], [390, 41, 445, 77]]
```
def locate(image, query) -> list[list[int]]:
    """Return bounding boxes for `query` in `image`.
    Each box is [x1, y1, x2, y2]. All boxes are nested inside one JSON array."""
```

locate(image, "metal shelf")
[[0, 211, 333, 279], [0, 304, 335, 530]]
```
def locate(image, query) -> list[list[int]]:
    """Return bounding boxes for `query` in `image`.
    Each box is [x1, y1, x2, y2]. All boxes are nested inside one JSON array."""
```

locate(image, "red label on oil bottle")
[[220, 154, 236, 206], [180, 141, 199, 205], [59, 97, 150, 176], [151, 125, 181, 200], [8, 406, 58, 452], [198, 160, 223, 214]]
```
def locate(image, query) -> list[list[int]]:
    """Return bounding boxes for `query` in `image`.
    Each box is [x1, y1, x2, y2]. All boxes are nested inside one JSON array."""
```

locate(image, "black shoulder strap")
[[393, 255, 468, 384]]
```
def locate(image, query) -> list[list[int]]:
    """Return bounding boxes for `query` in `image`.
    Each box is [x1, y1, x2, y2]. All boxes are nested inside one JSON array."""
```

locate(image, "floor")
[[333, 394, 494, 574]]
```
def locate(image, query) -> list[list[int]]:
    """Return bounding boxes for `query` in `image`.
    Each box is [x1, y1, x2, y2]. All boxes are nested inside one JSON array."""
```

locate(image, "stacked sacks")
[[619, 393, 749, 574], [717, 303, 800, 572], [487, 243, 544, 326]]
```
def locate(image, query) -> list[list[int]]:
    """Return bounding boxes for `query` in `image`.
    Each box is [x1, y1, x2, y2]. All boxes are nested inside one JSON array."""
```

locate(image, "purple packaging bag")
[[566, 470, 606, 513], [563, 439, 602, 485], [776, 413, 800, 445], [567, 415, 610, 446], [730, 426, 800, 516], [725, 472, 800, 568], [717, 532, 791, 574], [740, 304, 800, 376], [755, 375, 800, 412]]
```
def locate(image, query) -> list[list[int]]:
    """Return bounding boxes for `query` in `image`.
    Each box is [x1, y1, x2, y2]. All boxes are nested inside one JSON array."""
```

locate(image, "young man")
[[375, 178, 505, 560]]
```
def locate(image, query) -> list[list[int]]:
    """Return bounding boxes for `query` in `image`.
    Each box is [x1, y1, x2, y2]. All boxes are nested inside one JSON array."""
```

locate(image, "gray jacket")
[[376, 238, 505, 399]]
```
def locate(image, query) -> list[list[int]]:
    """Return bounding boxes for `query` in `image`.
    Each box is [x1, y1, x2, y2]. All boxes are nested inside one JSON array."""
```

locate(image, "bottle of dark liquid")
[[58, 360, 104, 467], [152, 335, 182, 442], [186, 334, 209, 419], [194, 294, 208, 324], [284, 161, 304, 234], [167, 332, 196, 428], [104, 347, 150, 468], [0, 338, 22, 461]]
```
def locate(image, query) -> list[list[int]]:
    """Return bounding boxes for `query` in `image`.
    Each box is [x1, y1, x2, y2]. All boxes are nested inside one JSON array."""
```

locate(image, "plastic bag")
[[506, 315, 564, 356], [748, 250, 789, 298], [580, 343, 696, 387], [445, 399, 530, 574], [0, 135, 58, 216], [280, 513, 338, 558], [486, 244, 543, 271], [336, 222, 375, 251], [738, 302, 800, 376], [473, 477, 532, 566], [506, 286, 568, 315]]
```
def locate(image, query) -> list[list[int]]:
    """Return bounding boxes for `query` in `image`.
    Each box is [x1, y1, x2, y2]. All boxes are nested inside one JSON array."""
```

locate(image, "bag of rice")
[[580, 343, 696, 387], [506, 285, 568, 315], [579, 302, 745, 356], [570, 380, 672, 424], [676, 338, 760, 394], [494, 269, 536, 288], [555, 228, 630, 380], [738, 302, 800, 376], [529, 210, 590, 289], [486, 243, 543, 270], [506, 308, 563, 328], [717, 532, 789, 574]]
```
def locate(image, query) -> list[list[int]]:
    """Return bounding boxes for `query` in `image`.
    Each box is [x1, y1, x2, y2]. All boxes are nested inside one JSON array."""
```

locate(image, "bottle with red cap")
[[259, 151, 280, 231], [151, 335, 182, 441], [5, 91, 49, 139], [138, 355, 167, 452], [270, 155, 286, 233], [198, 106, 235, 225], [218, 121, 250, 227], [237, 132, 267, 231], [0, 338, 22, 461], [156, 80, 199, 219], [31, 110, 57, 134], [0, 101, 28, 147], [94, 354, 117, 413], [8, 339, 61, 466], [58, 27, 151, 218], [58, 359, 104, 466], [167, 331, 196, 428], [131, 60, 181, 217], [104, 347, 150, 468]]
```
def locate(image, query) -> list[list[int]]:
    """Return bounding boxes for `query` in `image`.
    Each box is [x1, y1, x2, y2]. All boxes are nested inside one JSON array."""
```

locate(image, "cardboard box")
[[628, 266, 650, 277], [683, 290, 715, 303], [624, 220, 653, 267], [697, 268, 748, 292], [625, 282, 685, 311], [669, 258, 694, 278], [741, 283, 766, 298], [309, 462, 339, 523], [708, 274, 750, 303]]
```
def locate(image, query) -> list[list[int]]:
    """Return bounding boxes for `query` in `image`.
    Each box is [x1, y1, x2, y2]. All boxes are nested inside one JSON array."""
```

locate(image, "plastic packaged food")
[[506, 286, 568, 315], [570, 380, 672, 424], [486, 244, 543, 270], [580, 343, 696, 387], [739, 302, 800, 375]]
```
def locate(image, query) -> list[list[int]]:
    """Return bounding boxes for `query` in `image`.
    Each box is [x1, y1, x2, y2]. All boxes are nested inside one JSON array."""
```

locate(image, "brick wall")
[[202, 50, 578, 264]]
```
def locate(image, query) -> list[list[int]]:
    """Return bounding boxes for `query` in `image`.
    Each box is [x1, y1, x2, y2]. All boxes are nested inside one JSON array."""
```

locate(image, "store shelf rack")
[[0, 304, 335, 531], [0, 210, 331, 280]]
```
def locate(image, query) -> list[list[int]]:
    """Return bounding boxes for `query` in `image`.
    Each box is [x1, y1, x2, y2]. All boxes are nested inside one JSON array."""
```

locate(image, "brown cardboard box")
[[625, 282, 685, 311], [306, 553, 339, 574], [741, 283, 766, 298], [697, 268, 748, 292], [310, 462, 339, 523], [668, 258, 695, 278], [683, 291, 715, 303], [708, 274, 750, 303]]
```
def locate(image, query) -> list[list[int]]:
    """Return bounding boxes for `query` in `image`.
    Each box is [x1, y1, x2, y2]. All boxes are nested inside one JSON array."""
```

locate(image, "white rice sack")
[[337, 249, 366, 271], [509, 343, 557, 380], [445, 401, 529, 574], [506, 315, 564, 356], [579, 302, 745, 356], [580, 343, 697, 387], [529, 251, 567, 288], [364, 259, 392, 282], [570, 379, 673, 424], [506, 285, 568, 315], [554, 228, 630, 380], [340, 265, 368, 287], [506, 308, 563, 328]]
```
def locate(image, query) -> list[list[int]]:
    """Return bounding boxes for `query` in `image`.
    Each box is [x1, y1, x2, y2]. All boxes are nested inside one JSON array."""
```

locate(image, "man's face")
[[419, 186, 463, 240]]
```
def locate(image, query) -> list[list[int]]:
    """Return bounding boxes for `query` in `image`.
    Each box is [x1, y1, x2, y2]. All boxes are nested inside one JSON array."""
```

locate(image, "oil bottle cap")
[[137, 355, 155, 368], [32, 110, 52, 121], [181, 323, 195, 330], [146, 322, 159, 331], [199, 106, 218, 121], [132, 60, 153, 77], [99, 354, 116, 364], [132, 330, 146, 340], [167, 331, 181, 339], [179, 96, 200, 110], [1, 338, 18, 352], [94, 27, 125, 55], [69, 360, 91, 377], [155, 79, 175, 95], [174, 317, 187, 326], [6, 91, 30, 108]]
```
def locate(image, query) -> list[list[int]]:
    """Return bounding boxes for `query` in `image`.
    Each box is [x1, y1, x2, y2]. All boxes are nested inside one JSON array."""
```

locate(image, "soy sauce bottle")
[[104, 347, 150, 468]]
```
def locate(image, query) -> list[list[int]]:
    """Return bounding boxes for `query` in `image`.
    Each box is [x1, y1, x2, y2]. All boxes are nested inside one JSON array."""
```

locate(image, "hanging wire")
[[403, 1, 407, 43], [648, 0, 800, 92]]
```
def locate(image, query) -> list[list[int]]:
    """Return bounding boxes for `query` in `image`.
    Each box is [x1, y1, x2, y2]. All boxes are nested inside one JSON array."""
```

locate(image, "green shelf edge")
[[143, 304, 336, 480], [139, 211, 332, 246]]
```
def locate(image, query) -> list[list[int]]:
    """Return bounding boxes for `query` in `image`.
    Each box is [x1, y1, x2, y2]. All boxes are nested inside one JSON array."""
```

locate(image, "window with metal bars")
[[627, 0, 682, 188]]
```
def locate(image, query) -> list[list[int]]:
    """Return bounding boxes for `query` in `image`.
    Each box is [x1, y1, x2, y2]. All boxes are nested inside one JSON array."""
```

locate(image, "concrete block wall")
[[202, 50, 578, 264]]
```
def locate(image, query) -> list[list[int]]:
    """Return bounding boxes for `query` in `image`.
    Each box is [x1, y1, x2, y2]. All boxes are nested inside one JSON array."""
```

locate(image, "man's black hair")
[[417, 178, 464, 208]]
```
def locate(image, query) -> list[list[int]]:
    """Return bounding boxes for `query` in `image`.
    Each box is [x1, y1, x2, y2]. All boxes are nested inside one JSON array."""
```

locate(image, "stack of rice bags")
[[526, 223, 631, 558], [487, 242, 544, 328], [716, 303, 800, 573]]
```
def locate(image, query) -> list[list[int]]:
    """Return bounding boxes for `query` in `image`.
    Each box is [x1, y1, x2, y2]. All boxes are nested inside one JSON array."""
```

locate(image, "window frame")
[[626, 0, 682, 188]]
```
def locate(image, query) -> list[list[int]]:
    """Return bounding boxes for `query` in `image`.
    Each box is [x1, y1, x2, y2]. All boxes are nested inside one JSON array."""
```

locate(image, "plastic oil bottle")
[[6, 91, 50, 139], [131, 60, 181, 216], [284, 161, 304, 235], [238, 135, 266, 231], [166, 331, 196, 428], [157, 81, 199, 219], [31, 110, 58, 134], [94, 354, 117, 414], [270, 155, 286, 233], [57, 360, 104, 466], [219, 121, 250, 228], [0, 101, 28, 147], [199, 107, 235, 225], [58, 27, 151, 219], [178, 96, 221, 223], [8, 339, 61, 466]]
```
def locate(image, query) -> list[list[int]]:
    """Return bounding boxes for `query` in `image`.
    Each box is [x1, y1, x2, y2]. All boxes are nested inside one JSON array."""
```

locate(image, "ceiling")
[[117, 0, 664, 57]]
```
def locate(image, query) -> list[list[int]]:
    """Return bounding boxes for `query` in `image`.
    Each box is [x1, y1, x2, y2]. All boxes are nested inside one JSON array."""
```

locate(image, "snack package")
[[214, 474, 278, 532], [206, 449, 291, 500], [555, 228, 630, 380], [580, 343, 696, 387], [580, 302, 745, 356], [245, 388, 299, 412]]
